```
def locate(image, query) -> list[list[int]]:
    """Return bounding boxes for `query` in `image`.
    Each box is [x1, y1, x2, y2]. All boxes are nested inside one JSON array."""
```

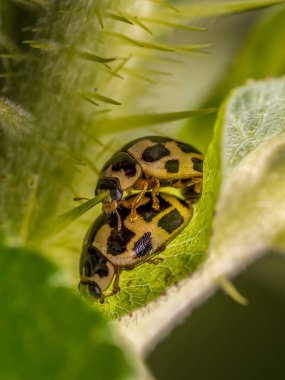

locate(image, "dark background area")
[[147, 253, 285, 380]]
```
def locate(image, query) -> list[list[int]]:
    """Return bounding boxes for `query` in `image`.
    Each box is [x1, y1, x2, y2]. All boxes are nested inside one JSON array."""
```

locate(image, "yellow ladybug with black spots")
[[95, 136, 203, 225], [79, 192, 193, 302]]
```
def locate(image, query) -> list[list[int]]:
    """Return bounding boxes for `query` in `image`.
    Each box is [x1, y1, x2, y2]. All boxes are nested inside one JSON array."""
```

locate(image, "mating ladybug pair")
[[79, 136, 203, 302]]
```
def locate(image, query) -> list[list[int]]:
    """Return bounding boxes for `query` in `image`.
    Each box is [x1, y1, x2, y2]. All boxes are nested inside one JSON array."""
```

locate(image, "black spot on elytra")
[[142, 144, 170, 162], [165, 159, 179, 173], [176, 141, 201, 154], [136, 194, 171, 222], [158, 209, 184, 234], [111, 152, 137, 177], [133, 232, 152, 258], [192, 157, 203, 172], [107, 226, 135, 256]]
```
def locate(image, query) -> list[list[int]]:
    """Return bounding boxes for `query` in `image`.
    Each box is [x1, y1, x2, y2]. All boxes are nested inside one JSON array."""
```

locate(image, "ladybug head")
[[95, 177, 123, 203], [78, 280, 102, 298]]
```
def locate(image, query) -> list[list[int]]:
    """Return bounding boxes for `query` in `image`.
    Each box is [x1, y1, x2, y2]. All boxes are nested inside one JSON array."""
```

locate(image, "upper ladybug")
[[95, 136, 203, 225]]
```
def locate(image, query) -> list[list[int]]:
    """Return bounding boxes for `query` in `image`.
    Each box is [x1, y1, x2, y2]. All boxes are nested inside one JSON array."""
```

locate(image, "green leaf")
[[115, 77, 285, 353], [53, 193, 107, 233], [102, 77, 285, 320], [211, 78, 285, 259], [0, 240, 134, 380]]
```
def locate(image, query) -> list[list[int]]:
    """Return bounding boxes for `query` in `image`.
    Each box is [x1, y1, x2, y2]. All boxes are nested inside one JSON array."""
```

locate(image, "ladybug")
[[79, 192, 193, 302], [95, 136, 203, 225]]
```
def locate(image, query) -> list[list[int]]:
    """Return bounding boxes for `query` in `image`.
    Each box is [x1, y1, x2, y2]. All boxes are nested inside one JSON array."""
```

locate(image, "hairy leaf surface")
[[118, 77, 285, 352]]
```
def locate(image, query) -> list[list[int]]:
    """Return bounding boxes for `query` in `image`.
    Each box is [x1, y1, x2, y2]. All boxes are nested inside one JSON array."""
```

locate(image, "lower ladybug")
[[79, 192, 193, 302], [95, 136, 203, 226]]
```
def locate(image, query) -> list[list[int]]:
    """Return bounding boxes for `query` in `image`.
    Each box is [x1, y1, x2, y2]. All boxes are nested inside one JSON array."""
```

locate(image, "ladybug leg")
[[120, 198, 133, 207], [130, 181, 148, 222], [194, 178, 203, 194], [151, 178, 160, 210], [114, 207, 122, 231], [146, 244, 165, 265], [112, 267, 121, 293], [147, 257, 164, 265], [103, 267, 121, 301], [99, 294, 105, 304]]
